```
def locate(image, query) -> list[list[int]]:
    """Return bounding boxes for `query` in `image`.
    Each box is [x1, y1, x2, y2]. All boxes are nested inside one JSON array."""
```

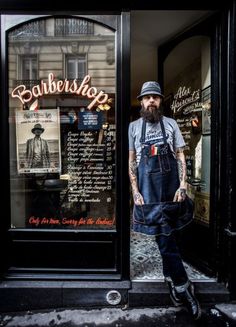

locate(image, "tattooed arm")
[[173, 147, 187, 202], [129, 150, 144, 205]]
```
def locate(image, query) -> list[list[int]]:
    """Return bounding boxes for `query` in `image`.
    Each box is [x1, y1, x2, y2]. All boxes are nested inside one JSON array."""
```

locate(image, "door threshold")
[[131, 277, 217, 282], [129, 279, 230, 306]]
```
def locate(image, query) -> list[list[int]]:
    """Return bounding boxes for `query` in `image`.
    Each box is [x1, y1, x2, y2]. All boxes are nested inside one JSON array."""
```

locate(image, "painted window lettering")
[[11, 73, 108, 110]]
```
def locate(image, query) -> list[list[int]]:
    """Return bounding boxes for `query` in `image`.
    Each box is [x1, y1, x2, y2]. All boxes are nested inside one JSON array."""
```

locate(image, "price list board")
[[61, 123, 116, 229]]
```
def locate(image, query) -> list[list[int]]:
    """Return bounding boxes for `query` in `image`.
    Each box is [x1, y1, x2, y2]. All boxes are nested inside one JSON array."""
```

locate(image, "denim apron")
[[133, 117, 193, 236]]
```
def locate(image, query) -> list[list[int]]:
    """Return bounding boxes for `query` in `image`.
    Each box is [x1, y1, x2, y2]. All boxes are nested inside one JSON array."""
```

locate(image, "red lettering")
[[41, 217, 49, 224], [28, 216, 40, 226], [49, 218, 60, 224]]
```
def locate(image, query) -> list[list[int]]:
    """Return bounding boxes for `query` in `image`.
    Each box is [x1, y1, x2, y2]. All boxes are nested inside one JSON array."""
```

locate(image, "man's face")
[[34, 129, 43, 136], [140, 94, 162, 123]]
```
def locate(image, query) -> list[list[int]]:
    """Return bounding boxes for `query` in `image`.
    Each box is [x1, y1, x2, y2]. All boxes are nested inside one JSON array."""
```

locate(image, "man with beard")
[[128, 81, 201, 320]]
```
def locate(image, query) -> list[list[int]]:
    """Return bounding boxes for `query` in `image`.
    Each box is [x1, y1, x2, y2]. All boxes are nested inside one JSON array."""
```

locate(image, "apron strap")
[[160, 117, 168, 145], [140, 119, 146, 143]]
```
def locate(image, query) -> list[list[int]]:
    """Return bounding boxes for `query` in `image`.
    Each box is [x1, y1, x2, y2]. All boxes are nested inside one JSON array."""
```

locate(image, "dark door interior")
[[158, 14, 220, 277]]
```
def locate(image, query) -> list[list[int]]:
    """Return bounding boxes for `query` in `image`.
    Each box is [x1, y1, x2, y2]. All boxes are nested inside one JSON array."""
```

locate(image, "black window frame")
[[0, 13, 130, 281]]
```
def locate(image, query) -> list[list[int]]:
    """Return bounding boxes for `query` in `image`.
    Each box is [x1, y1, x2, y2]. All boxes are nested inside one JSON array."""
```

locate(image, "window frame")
[[1, 13, 131, 281], [65, 53, 87, 80], [19, 54, 38, 80]]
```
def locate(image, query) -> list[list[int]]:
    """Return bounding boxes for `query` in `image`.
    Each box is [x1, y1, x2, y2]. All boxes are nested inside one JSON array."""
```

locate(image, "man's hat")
[[31, 123, 44, 133], [137, 81, 164, 100]]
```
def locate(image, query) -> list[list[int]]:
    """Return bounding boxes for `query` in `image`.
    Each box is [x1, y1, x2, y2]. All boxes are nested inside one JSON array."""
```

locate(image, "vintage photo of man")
[[26, 123, 51, 169], [16, 109, 61, 174]]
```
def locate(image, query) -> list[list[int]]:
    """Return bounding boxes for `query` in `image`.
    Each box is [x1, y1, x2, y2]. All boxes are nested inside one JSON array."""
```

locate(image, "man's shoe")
[[165, 277, 183, 306], [176, 281, 202, 320]]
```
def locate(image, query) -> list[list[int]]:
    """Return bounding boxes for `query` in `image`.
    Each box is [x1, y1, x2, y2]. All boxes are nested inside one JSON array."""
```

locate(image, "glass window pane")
[[8, 17, 116, 230], [21, 56, 37, 80], [67, 59, 76, 79], [163, 36, 211, 225], [78, 59, 86, 79], [66, 56, 87, 80]]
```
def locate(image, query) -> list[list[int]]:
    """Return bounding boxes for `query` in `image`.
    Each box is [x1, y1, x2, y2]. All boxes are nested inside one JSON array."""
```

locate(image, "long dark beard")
[[140, 105, 162, 123]]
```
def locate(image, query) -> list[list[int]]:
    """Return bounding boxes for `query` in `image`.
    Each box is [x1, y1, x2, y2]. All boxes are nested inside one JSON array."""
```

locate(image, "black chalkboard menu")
[[26, 107, 116, 230], [59, 108, 116, 229]]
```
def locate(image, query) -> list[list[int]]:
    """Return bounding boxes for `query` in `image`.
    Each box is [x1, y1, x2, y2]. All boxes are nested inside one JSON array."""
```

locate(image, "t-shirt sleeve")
[[128, 122, 135, 150], [173, 120, 186, 150]]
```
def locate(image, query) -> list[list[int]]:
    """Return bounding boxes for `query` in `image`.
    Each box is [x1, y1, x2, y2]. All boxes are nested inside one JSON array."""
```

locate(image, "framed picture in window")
[[194, 191, 210, 225], [201, 86, 211, 135], [15, 109, 61, 174]]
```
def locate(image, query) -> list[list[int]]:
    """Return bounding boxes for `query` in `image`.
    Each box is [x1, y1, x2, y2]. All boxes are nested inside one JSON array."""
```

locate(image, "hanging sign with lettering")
[[11, 73, 109, 110]]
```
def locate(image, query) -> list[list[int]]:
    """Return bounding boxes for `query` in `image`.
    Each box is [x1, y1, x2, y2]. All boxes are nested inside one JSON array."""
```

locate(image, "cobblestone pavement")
[[0, 304, 236, 327]]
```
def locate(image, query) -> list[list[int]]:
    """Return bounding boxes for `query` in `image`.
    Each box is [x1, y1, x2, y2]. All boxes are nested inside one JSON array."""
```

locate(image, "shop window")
[[66, 55, 87, 80], [8, 17, 116, 230]]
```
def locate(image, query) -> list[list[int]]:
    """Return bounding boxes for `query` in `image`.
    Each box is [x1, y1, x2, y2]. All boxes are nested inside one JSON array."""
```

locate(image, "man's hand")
[[173, 188, 186, 202], [133, 192, 145, 205]]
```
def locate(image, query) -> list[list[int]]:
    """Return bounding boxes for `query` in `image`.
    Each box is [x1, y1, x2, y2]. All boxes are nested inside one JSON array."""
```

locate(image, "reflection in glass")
[[163, 36, 211, 225], [8, 17, 116, 230]]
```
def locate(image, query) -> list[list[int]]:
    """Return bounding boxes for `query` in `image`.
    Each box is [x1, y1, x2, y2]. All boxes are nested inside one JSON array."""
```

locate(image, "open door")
[[158, 15, 219, 276], [128, 12, 230, 307]]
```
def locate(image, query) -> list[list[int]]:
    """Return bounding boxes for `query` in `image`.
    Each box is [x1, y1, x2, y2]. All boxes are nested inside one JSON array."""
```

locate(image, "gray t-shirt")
[[128, 116, 185, 165]]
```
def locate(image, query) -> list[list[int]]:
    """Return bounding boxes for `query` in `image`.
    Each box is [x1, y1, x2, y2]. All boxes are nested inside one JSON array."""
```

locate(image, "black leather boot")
[[175, 281, 201, 320], [165, 277, 183, 306]]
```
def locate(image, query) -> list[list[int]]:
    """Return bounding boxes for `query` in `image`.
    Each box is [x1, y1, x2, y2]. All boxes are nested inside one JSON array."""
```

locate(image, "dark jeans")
[[156, 233, 188, 286]]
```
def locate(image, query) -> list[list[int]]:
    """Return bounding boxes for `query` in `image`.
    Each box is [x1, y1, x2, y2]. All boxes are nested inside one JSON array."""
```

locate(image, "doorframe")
[[157, 13, 223, 276]]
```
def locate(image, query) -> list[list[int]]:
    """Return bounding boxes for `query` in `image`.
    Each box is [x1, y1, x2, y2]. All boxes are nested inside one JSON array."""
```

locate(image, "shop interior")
[[130, 10, 214, 281]]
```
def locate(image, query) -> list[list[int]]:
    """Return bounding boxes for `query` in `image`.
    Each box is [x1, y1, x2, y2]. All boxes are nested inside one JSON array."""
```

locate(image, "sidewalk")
[[1, 304, 236, 327]]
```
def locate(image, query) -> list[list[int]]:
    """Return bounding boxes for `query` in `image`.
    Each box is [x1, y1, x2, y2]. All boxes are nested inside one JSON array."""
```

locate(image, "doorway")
[[130, 10, 217, 284]]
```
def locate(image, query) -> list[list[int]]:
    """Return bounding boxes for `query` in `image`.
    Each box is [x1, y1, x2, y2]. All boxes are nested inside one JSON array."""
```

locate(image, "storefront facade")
[[0, 1, 235, 312]]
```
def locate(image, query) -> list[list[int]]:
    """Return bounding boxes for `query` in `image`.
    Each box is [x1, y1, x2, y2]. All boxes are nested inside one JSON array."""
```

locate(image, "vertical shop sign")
[[171, 86, 202, 152]]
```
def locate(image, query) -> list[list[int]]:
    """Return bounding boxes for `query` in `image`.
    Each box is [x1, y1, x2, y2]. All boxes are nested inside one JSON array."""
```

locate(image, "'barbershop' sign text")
[[11, 73, 109, 110]]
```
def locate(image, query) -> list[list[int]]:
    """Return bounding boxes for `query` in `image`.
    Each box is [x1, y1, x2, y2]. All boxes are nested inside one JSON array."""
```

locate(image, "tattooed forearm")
[[128, 150, 144, 205], [177, 158, 184, 181], [129, 159, 139, 193], [129, 160, 137, 178], [176, 148, 187, 188], [128, 150, 141, 196]]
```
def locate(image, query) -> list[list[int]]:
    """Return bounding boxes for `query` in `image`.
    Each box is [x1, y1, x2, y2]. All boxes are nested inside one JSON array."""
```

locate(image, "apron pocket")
[[133, 203, 164, 225], [146, 155, 162, 174], [162, 154, 171, 172]]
